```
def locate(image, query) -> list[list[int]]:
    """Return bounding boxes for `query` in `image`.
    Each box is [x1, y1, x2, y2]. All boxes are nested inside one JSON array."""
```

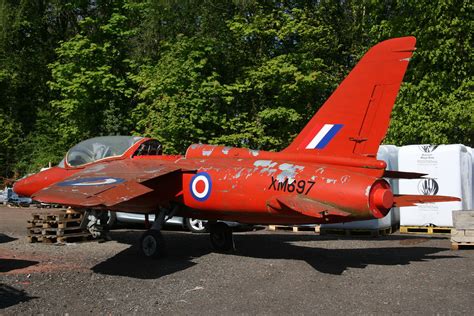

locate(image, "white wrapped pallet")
[[468, 147, 474, 208], [321, 145, 399, 230], [399, 144, 472, 227]]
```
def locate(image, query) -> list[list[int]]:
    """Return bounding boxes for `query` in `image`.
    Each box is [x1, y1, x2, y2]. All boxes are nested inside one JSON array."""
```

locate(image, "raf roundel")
[[190, 172, 212, 202], [58, 177, 125, 187]]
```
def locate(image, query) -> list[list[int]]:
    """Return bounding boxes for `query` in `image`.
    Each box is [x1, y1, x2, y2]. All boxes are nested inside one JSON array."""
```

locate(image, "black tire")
[[209, 222, 234, 252], [185, 218, 208, 233], [139, 230, 166, 258]]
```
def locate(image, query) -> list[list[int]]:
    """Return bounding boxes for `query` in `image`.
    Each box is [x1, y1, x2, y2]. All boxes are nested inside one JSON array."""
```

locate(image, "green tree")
[[48, 2, 138, 148], [367, 0, 473, 146], [133, 1, 345, 152]]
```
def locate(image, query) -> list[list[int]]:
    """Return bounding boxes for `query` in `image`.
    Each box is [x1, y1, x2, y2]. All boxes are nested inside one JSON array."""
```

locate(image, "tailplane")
[[284, 37, 416, 158]]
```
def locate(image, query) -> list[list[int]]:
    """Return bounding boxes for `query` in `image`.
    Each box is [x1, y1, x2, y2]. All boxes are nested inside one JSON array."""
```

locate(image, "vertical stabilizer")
[[284, 37, 416, 158]]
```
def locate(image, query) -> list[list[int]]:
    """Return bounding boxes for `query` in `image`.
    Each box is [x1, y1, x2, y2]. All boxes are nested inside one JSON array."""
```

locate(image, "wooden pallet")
[[320, 225, 398, 237], [31, 210, 82, 222], [400, 226, 452, 235], [27, 210, 91, 243], [451, 242, 474, 250], [268, 225, 320, 233], [27, 218, 82, 229], [28, 226, 85, 237], [27, 232, 93, 244]]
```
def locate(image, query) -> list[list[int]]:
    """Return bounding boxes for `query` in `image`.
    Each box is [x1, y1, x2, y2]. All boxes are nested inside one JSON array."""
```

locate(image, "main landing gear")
[[139, 208, 235, 258], [209, 222, 234, 252]]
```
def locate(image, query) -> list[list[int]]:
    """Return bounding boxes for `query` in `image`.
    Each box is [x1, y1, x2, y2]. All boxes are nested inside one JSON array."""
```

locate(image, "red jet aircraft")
[[14, 37, 459, 257]]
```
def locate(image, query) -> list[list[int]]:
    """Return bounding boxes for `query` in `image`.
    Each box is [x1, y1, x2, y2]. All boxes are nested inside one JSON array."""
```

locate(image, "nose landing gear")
[[140, 229, 166, 258], [139, 209, 168, 258]]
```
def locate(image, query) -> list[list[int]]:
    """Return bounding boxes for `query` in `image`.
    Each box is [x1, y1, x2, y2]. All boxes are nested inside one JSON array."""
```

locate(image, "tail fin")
[[284, 37, 416, 158]]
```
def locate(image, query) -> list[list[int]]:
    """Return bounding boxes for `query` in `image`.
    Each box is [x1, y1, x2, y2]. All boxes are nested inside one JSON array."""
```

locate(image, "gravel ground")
[[1, 206, 473, 315]]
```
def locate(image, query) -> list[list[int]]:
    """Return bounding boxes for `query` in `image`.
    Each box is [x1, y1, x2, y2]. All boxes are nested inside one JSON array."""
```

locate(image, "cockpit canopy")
[[64, 136, 144, 167]]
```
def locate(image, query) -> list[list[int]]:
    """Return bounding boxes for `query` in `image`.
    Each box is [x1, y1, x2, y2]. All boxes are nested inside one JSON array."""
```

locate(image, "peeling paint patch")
[[202, 148, 214, 156], [340, 175, 350, 184], [310, 176, 316, 181], [325, 178, 337, 184], [260, 168, 277, 176], [234, 169, 243, 179], [365, 185, 371, 197], [145, 168, 166, 174], [253, 160, 278, 176], [315, 167, 325, 174], [249, 149, 260, 157], [222, 147, 232, 155], [276, 163, 304, 183], [254, 160, 275, 168]]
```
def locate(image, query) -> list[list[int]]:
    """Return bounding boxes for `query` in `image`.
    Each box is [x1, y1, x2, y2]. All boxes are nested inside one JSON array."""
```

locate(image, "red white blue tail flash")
[[305, 124, 343, 149]]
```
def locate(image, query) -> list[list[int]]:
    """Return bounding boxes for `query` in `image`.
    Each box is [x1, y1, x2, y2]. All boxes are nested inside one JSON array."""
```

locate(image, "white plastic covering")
[[468, 147, 474, 209], [399, 144, 473, 227], [321, 145, 400, 230]]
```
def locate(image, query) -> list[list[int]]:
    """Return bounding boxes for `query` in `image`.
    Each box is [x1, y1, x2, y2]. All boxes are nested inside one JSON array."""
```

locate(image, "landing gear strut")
[[139, 208, 169, 258], [209, 222, 234, 252]]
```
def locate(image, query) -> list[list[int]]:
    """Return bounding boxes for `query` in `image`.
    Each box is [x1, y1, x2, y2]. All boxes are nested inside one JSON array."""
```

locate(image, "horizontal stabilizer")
[[383, 170, 428, 179], [393, 194, 461, 207], [268, 195, 351, 218]]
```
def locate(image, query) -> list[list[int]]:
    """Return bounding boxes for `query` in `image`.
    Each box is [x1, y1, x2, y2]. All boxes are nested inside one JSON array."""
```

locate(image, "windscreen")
[[66, 136, 143, 167]]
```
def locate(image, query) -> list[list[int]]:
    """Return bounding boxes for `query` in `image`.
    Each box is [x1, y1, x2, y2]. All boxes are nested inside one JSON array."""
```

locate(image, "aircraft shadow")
[[92, 231, 212, 279], [0, 233, 17, 244], [0, 283, 37, 309], [92, 231, 457, 279], [0, 258, 39, 273], [232, 234, 457, 275]]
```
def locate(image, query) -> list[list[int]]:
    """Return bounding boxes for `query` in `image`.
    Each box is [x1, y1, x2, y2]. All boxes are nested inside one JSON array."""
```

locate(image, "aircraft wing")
[[267, 195, 351, 219], [32, 159, 195, 211]]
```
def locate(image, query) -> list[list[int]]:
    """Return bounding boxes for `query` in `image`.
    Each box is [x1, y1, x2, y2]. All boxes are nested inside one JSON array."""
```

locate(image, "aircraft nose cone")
[[13, 177, 37, 197], [12, 167, 70, 198]]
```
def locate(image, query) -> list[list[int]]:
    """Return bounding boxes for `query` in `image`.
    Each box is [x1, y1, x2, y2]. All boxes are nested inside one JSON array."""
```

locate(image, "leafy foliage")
[[0, 0, 472, 181]]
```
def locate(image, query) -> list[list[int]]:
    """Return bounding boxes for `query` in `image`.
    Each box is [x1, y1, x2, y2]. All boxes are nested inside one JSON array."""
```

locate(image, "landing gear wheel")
[[140, 230, 166, 258], [209, 222, 234, 252], [185, 218, 208, 233]]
